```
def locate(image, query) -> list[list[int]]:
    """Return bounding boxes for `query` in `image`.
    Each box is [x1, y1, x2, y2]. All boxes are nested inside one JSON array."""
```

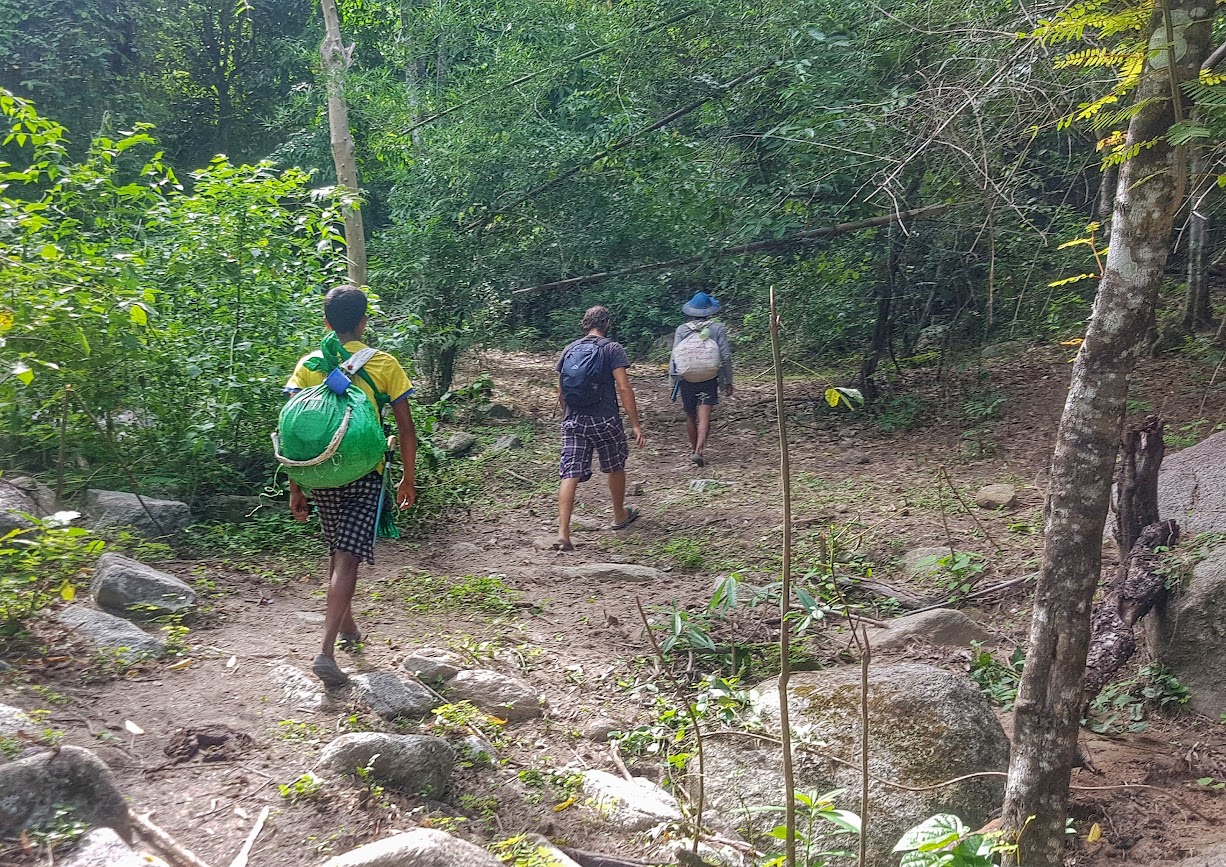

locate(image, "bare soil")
[[4, 342, 1226, 866]]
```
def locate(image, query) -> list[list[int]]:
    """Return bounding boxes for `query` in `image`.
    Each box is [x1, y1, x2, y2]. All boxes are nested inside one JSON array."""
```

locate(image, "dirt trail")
[[6, 345, 1226, 866]]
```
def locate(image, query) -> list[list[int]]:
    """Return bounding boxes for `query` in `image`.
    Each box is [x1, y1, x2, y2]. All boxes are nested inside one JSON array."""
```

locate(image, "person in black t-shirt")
[[552, 306, 647, 551]]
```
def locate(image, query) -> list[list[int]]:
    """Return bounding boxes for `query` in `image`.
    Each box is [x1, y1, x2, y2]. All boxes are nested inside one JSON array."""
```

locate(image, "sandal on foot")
[[610, 506, 641, 531], [338, 632, 364, 653], [550, 541, 575, 552], [311, 654, 350, 688], [690, 452, 706, 467]]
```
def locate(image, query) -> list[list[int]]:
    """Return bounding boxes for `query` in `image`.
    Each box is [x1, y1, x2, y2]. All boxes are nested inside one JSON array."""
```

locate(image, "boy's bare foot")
[[551, 540, 575, 552]]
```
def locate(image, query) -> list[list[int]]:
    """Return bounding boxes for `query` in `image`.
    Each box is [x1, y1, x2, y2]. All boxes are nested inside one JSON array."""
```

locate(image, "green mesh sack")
[[274, 382, 386, 490]]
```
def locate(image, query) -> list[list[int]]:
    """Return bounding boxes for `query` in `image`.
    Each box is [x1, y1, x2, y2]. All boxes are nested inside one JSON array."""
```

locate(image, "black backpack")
[[560, 337, 610, 408]]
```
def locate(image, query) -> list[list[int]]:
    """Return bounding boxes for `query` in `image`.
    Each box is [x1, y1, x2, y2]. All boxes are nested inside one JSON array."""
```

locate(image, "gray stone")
[[1169, 842, 1226, 866], [582, 717, 621, 743], [62, 828, 150, 867], [322, 827, 502, 867], [442, 432, 479, 456], [203, 494, 265, 524], [459, 735, 497, 765], [444, 669, 543, 721], [319, 733, 453, 796], [57, 606, 163, 660], [552, 563, 665, 584], [901, 547, 948, 580], [1148, 546, 1226, 717], [974, 483, 1017, 510], [1158, 430, 1226, 536], [701, 663, 1009, 865], [269, 664, 326, 711], [580, 769, 681, 831], [82, 490, 192, 537], [0, 703, 33, 738], [402, 647, 464, 684], [628, 482, 645, 497], [913, 324, 950, 354], [480, 403, 515, 420], [0, 746, 130, 839], [450, 542, 483, 557], [90, 553, 197, 618], [7, 476, 58, 517], [351, 672, 435, 721], [490, 434, 523, 452], [689, 479, 726, 493], [869, 609, 991, 650], [294, 611, 326, 624], [0, 481, 37, 535]]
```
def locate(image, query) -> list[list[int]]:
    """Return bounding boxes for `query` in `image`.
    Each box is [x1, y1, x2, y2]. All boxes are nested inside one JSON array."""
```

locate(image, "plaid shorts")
[[560, 415, 628, 481], [312, 470, 383, 564]]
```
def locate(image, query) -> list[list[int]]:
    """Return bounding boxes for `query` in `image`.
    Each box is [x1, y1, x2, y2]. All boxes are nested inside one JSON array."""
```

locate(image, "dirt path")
[[6, 345, 1226, 866]]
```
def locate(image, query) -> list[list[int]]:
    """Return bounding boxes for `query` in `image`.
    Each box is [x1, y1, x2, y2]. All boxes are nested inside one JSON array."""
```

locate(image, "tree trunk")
[[320, 0, 368, 288], [1186, 141, 1216, 330], [1096, 163, 1116, 224], [1000, 5, 1213, 866], [1110, 416, 1165, 560]]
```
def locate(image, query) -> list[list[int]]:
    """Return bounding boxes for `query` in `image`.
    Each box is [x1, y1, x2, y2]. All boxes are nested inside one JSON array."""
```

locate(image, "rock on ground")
[[269, 664, 326, 711], [444, 669, 543, 721], [1147, 546, 1226, 717], [868, 608, 991, 650], [82, 490, 192, 537], [689, 479, 727, 493], [90, 553, 197, 618], [1169, 841, 1226, 866], [580, 769, 681, 831], [0, 746, 130, 839], [1158, 430, 1226, 536], [0, 702, 33, 738], [442, 432, 479, 456], [62, 828, 160, 867], [552, 563, 665, 584], [350, 672, 436, 721], [490, 434, 523, 452], [319, 733, 453, 796], [57, 606, 163, 660], [322, 827, 503, 867], [479, 403, 515, 420], [974, 483, 1017, 509], [701, 663, 1009, 865], [402, 648, 464, 684], [450, 542, 484, 557], [0, 481, 37, 535]]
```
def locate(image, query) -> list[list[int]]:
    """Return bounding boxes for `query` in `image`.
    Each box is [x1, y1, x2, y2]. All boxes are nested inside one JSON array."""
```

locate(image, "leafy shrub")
[[0, 513, 101, 638]]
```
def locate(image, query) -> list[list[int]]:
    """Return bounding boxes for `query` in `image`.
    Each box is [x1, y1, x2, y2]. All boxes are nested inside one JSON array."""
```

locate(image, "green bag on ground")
[[273, 336, 388, 491]]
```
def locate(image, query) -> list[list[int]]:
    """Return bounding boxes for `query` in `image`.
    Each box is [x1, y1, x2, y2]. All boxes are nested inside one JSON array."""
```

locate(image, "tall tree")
[[321, 0, 367, 287], [1000, 3, 1214, 865]]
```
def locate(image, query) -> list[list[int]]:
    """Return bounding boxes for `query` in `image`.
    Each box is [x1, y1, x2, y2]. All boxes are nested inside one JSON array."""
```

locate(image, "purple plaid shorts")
[[559, 415, 629, 481]]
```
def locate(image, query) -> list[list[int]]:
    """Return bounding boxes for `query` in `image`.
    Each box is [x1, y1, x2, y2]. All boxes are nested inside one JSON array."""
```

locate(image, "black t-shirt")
[[556, 337, 630, 419]]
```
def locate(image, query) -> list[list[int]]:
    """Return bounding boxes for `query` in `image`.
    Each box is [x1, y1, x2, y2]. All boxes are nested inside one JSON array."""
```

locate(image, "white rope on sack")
[[271, 407, 352, 467]]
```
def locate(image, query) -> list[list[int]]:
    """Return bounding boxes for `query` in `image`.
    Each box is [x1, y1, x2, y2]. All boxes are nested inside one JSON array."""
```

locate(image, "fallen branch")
[[129, 810, 213, 867], [511, 205, 953, 294], [227, 805, 269, 867]]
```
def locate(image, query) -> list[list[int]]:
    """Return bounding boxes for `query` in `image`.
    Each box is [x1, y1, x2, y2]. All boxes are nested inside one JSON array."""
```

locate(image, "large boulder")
[[82, 490, 192, 537], [974, 484, 1017, 510], [57, 606, 164, 660], [869, 609, 991, 650], [350, 672, 436, 721], [402, 647, 464, 684], [0, 480, 38, 535], [319, 733, 453, 796], [61, 828, 152, 867], [1157, 430, 1226, 536], [580, 769, 681, 831], [701, 663, 1009, 865], [1147, 546, 1226, 717], [90, 553, 197, 619], [0, 746, 130, 839], [443, 669, 543, 721], [322, 828, 502, 867]]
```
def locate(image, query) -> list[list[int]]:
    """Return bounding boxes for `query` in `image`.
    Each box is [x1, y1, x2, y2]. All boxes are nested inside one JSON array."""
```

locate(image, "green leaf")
[[129, 303, 148, 326], [11, 362, 33, 386]]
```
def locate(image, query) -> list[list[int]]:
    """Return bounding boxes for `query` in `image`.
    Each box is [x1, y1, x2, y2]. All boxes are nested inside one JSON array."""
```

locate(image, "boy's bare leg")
[[608, 469, 628, 525], [686, 414, 698, 451], [321, 551, 360, 658], [696, 404, 713, 456], [557, 477, 580, 547]]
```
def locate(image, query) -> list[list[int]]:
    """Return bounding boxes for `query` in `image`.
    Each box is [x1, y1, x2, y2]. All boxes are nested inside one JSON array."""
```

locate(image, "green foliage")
[[1086, 662, 1190, 734], [969, 643, 1025, 711], [279, 771, 326, 803], [872, 396, 927, 433], [755, 789, 860, 866], [490, 834, 571, 867], [0, 512, 102, 639], [894, 813, 1012, 867], [917, 551, 986, 599], [431, 700, 507, 738], [401, 573, 518, 615], [26, 804, 90, 852]]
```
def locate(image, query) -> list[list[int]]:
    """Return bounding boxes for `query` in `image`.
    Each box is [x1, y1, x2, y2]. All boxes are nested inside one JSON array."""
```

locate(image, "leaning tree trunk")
[[1000, 4, 1213, 866], [1183, 126, 1215, 331], [320, 0, 368, 288]]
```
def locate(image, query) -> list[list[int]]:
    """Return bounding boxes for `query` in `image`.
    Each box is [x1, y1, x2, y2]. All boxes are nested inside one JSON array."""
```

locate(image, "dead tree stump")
[[1111, 415, 1164, 560]]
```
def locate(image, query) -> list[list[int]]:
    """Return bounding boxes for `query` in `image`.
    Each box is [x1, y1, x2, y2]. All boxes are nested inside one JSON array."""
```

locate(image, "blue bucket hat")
[[682, 291, 722, 318]]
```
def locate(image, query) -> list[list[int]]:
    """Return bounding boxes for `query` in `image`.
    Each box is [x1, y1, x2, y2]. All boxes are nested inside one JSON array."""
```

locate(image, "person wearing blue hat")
[[669, 292, 733, 467]]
